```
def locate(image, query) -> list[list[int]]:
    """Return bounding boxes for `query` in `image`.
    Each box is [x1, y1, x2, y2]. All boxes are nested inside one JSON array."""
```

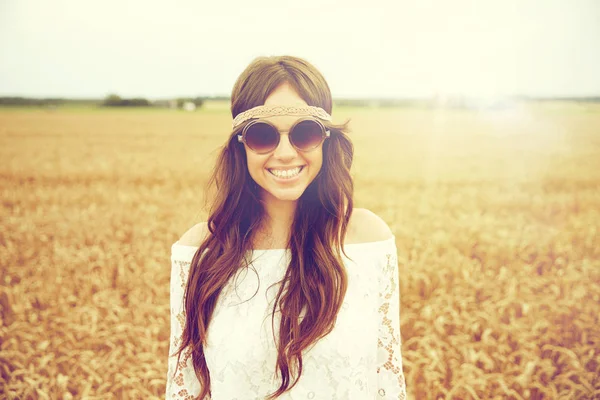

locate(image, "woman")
[[166, 55, 407, 399]]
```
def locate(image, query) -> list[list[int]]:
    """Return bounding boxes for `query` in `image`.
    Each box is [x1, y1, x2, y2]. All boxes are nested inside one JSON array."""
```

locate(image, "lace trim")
[[167, 259, 210, 399], [232, 105, 332, 128], [377, 252, 407, 399], [174, 260, 189, 289]]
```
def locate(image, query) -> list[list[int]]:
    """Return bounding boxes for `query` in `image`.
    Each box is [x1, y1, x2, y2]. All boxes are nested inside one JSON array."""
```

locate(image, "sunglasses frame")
[[237, 117, 331, 154]]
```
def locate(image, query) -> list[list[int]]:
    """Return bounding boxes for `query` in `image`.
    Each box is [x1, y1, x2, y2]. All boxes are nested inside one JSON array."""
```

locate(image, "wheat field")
[[1, 103, 599, 399]]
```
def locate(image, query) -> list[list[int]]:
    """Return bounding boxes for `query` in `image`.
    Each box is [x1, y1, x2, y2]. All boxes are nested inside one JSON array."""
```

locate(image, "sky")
[[0, 0, 599, 99]]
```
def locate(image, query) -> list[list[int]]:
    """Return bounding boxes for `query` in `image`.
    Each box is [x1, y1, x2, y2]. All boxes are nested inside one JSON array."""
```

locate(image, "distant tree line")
[[523, 96, 600, 103], [0, 97, 67, 106], [176, 97, 204, 108], [102, 94, 151, 107], [0, 95, 211, 109], [0, 97, 102, 107], [102, 94, 205, 108], [2, 95, 599, 109]]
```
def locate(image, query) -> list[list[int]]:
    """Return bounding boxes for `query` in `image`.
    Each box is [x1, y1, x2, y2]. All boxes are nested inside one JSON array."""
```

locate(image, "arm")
[[376, 245, 407, 399], [166, 254, 204, 398], [348, 208, 407, 397]]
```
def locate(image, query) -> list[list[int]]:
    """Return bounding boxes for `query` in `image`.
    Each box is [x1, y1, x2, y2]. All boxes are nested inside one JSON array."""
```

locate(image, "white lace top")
[[166, 236, 407, 399]]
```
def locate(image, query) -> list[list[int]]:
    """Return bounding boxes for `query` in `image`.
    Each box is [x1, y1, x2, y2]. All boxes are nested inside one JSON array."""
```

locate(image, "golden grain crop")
[[0, 103, 599, 399]]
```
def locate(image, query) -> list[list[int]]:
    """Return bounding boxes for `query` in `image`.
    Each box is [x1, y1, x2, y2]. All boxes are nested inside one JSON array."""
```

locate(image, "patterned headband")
[[232, 105, 332, 128]]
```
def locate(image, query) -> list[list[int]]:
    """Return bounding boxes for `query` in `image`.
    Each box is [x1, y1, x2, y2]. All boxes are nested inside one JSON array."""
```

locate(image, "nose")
[[272, 133, 298, 161]]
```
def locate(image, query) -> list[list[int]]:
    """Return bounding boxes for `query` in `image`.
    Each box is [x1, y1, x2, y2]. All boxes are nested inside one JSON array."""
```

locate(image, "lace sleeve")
[[376, 247, 407, 399], [166, 257, 204, 399]]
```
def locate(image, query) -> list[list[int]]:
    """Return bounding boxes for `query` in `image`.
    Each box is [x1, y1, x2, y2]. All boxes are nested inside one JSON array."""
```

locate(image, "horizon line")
[[1, 94, 600, 101]]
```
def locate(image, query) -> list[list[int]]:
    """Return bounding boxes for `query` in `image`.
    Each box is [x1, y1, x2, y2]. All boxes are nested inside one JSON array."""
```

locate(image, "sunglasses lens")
[[245, 122, 279, 153], [290, 120, 324, 151]]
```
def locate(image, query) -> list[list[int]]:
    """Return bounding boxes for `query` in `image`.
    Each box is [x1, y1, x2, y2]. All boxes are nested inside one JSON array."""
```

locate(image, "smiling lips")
[[267, 166, 304, 179]]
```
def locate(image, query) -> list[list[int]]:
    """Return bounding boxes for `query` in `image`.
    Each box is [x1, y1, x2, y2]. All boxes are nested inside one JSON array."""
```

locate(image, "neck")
[[255, 192, 297, 249]]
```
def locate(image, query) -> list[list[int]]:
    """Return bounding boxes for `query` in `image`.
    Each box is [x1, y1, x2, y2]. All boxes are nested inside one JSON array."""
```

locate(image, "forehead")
[[259, 114, 308, 131], [261, 82, 309, 130]]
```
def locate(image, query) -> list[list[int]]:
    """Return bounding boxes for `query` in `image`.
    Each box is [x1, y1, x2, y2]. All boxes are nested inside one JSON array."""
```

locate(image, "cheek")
[[310, 148, 324, 172], [245, 150, 266, 179]]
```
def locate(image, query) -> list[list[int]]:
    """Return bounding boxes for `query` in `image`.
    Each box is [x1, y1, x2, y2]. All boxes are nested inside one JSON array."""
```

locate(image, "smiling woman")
[[165, 55, 407, 400]]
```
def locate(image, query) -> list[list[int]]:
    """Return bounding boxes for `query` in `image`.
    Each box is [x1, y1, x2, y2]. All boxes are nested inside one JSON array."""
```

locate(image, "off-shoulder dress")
[[166, 236, 407, 399]]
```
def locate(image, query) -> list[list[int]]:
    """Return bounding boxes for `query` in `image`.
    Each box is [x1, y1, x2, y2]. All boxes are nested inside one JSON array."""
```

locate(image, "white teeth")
[[269, 167, 302, 179]]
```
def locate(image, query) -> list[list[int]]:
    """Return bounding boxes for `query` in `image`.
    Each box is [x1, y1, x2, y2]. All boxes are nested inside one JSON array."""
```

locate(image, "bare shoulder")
[[178, 222, 210, 247], [345, 208, 394, 244]]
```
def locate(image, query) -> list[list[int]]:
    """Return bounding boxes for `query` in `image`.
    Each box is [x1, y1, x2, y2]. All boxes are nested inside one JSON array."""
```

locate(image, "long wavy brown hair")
[[170, 55, 354, 399]]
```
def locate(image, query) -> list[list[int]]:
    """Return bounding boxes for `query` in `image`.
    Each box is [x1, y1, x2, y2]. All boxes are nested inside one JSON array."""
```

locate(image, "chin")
[[263, 186, 307, 202]]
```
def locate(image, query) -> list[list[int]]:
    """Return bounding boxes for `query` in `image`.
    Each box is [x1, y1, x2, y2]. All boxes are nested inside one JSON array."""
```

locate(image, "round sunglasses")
[[237, 117, 330, 154]]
